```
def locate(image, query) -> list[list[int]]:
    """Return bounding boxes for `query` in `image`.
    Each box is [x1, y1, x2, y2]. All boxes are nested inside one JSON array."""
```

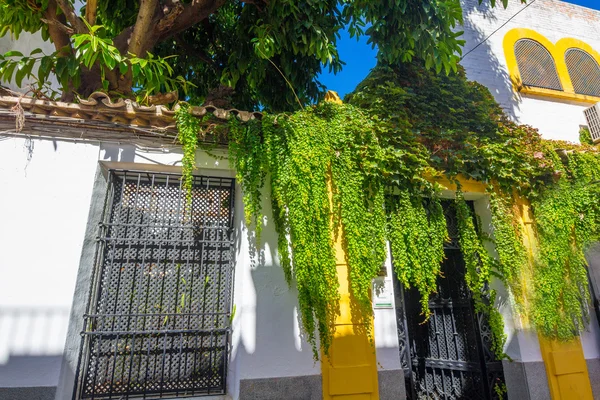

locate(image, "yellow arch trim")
[[503, 28, 600, 104]]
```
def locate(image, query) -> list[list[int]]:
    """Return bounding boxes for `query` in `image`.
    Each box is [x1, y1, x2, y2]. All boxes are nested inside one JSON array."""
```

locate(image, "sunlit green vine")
[[530, 148, 600, 339], [228, 118, 267, 241], [174, 104, 200, 208], [455, 190, 506, 358], [327, 104, 389, 336], [579, 126, 593, 146], [265, 106, 341, 357], [174, 59, 600, 359], [388, 192, 447, 319], [488, 187, 527, 313]]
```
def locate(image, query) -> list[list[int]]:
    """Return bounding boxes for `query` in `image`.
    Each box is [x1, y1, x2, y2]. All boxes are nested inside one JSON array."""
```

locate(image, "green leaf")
[[4, 50, 23, 58], [15, 63, 27, 87], [39, 56, 53, 81], [73, 34, 89, 49], [101, 51, 116, 70], [119, 62, 128, 75], [2, 61, 17, 82]]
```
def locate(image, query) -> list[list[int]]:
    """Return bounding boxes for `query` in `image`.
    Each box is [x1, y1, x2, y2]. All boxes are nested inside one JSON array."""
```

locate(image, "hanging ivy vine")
[[455, 190, 506, 358], [388, 192, 447, 320], [530, 146, 600, 340], [228, 118, 266, 241], [487, 187, 528, 314], [174, 103, 200, 208], [175, 60, 600, 358]]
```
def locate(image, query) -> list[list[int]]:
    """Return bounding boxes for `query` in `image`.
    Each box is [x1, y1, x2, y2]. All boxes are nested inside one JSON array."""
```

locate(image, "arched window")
[[514, 39, 563, 91], [565, 48, 600, 97]]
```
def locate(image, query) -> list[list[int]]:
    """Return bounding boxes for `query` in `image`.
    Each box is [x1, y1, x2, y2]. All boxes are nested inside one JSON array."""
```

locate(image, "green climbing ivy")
[[262, 107, 340, 357], [455, 190, 506, 358], [388, 192, 447, 320], [174, 103, 200, 208], [579, 126, 593, 146], [488, 187, 527, 314], [259, 103, 392, 356], [530, 146, 600, 340], [174, 59, 600, 359], [228, 118, 267, 241]]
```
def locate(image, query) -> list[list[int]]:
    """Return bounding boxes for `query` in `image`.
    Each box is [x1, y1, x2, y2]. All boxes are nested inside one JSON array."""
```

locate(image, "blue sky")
[[570, 0, 598, 9], [318, 0, 600, 99]]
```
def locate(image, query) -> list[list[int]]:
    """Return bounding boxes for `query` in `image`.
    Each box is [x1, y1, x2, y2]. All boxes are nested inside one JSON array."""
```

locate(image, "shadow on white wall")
[[0, 307, 69, 387]]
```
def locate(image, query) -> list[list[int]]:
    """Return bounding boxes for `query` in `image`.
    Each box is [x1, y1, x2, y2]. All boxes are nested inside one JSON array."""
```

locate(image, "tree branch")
[[90, 0, 227, 96], [40, 18, 74, 36], [85, 0, 98, 25], [113, 26, 135, 54], [157, 2, 184, 32], [128, 0, 159, 56], [157, 0, 228, 42], [43, 0, 75, 100], [113, 0, 226, 59], [55, 0, 87, 33], [43, 0, 72, 54]]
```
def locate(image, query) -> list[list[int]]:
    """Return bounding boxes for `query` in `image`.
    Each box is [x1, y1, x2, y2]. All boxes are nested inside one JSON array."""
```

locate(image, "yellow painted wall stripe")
[[515, 195, 593, 400], [321, 92, 379, 400], [321, 178, 379, 400]]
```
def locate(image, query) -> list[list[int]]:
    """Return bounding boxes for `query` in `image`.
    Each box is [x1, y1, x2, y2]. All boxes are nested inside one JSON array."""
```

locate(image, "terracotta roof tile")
[[0, 92, 262, 147]]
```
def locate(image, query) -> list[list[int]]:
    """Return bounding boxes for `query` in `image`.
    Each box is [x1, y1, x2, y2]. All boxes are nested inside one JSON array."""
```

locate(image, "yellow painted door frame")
[[321, 92, 379, 400], [515, 198, 593, 400], [320, 238, 379, 400]]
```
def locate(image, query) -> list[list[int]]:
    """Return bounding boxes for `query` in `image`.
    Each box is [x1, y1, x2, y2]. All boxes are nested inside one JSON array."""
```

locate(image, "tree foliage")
[[1, 0, 516, 109]]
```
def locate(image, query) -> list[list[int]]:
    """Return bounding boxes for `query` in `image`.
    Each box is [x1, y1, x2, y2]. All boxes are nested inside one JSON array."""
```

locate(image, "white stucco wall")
[[460, 0, 600, 143], [0, 137, 398, 398], [0, 32, 57, 93], [374, 248, 402, 372], [0, 137, 98, 387]]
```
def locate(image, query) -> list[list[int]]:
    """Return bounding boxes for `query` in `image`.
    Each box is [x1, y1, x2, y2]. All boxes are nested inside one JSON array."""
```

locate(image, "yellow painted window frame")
[[504, 28, 600, 104]]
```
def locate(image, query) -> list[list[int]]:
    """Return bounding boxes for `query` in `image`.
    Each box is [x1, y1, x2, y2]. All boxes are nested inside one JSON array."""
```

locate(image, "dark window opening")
[[565, 48, 600, 97], [515, 39, 563, 91], [74, 170, 235, 399]]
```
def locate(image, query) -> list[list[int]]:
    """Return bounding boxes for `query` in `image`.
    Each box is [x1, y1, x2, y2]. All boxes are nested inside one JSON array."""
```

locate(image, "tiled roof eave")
[[0, 92, 262, 147]]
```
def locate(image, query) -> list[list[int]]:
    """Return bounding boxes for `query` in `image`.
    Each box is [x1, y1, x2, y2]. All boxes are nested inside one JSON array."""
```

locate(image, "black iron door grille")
[[394, 201, 506, 400], [75, 170, 236, 399]]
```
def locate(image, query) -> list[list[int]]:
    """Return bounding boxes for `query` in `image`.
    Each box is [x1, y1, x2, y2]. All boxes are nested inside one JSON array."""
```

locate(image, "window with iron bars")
[[74, 169, 236, 399], [565, 48, 600, 98], [514, 38, 563, 91]]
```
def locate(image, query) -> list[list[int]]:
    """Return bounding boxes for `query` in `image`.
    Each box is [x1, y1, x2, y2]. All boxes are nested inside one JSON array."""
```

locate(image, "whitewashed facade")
[[0, 1, 599, 399]]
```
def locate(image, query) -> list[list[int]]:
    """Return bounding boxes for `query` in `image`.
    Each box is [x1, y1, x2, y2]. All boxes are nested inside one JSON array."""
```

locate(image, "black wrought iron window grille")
[[74, 169, 236, 400]]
